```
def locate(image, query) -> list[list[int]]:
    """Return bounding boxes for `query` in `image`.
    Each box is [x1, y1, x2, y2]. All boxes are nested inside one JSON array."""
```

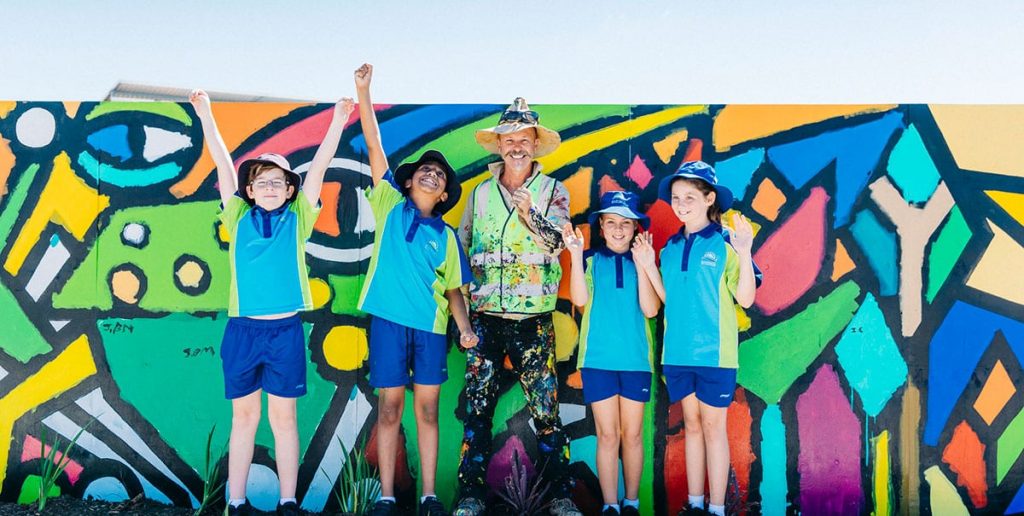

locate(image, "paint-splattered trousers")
[[456, 312, 572, 500]]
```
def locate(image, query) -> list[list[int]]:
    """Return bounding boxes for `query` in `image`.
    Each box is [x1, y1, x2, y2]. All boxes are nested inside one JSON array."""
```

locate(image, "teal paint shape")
[[760, 405, 788, 516], [714, 148, 765, 202], [885, 124, 941, 204], [569, 435, 626, 501], [926, 207, 971, 303], [834, 293, 908, 417], [77, 151, 182, 187], [850, 210, 898, 296]]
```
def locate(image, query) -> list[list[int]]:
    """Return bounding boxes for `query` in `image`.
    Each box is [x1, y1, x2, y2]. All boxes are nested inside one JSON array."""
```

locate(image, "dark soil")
[[0, 496, 346, 515]]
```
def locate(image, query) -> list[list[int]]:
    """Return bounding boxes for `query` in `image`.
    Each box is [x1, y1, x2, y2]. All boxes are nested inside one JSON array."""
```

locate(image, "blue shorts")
[[221, 315, 306, 399], [369, 316, 448, 388], [663, 365, 737, 407], [581, 368, 653, 404]]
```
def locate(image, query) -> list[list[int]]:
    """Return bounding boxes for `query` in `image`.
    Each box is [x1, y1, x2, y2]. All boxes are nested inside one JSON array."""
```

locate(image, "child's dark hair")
[[676, 177, 722, 224], [591, 213, 640, 249]]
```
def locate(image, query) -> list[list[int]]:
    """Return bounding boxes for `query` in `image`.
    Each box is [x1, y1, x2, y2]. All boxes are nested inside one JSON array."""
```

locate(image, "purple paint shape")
[[796, 364, 864, 514], [486, 435, 536, 494], [625, 156, 654, 189]]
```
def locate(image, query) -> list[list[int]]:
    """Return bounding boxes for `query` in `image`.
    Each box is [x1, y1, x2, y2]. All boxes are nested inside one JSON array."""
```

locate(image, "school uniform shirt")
[[358, 171, 472, 334], [576, 247, 654, 372]]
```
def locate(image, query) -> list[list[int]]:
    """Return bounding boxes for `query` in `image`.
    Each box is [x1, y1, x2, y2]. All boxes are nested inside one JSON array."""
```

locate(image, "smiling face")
[[670, 178, 716, 228], [404, 160, 449, 206], [246, 165, 294, 210], [497, 128, 538, 175], [600, 213, 638, 253]]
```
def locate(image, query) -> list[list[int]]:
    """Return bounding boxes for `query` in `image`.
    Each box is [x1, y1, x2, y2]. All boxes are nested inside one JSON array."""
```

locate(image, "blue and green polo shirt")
[[577, 247, 654, 372], [220, 192, 320, 317], [358, 172, 472, 334]]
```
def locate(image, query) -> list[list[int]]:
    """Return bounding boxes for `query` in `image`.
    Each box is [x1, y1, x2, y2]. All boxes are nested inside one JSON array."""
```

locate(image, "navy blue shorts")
[[369, 316, 448, 388], [581, 368, 653, 403], [663, 365, 737, 407], [221, 315, 306, 399]]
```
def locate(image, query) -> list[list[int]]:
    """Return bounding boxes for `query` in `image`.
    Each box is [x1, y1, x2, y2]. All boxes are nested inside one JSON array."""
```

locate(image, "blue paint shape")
[[49, 234, 60, 247], [834, 293, 908, 416], [240, 463, 279, 512], [924, 301, 1024, 445], [86, 125, 132, 161], [1007, 482, 1024, 514], [569, 435, 626, 500], [714, 148, 764, 202], [350, 105, 499, 157], [77, 151, 182, 187], [886, 124, 941, 204], [83, 477, 129, 502], [849, 210, 899, 296], [760, 404, 788, 516], [767, 111, 904, 227]]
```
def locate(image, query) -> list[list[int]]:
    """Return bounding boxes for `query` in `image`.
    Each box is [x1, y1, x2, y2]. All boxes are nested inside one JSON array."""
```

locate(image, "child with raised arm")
[[352, 63, 477, 516], [563, 191, 660, 516], [190, 89, 353, 516]]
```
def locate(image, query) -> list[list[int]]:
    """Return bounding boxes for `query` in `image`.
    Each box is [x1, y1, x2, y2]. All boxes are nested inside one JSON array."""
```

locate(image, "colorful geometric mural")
[[1, 100, 1023, 514]]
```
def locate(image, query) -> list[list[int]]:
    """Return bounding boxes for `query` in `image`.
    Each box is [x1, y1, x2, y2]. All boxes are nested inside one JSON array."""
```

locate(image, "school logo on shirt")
[[425, 240, 439, 252], [701, 251, 719, 268]]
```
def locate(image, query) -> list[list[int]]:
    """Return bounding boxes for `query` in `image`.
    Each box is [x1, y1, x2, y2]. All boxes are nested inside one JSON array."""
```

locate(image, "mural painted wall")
[[0, 100, 1022, 515]]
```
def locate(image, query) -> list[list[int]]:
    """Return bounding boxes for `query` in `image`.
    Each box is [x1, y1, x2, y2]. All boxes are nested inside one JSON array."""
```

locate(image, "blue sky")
[[2, 1, 1021, 102]]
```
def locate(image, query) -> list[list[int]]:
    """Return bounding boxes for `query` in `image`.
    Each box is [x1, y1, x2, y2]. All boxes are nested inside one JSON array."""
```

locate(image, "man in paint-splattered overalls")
[[453, 99, 581, 516]]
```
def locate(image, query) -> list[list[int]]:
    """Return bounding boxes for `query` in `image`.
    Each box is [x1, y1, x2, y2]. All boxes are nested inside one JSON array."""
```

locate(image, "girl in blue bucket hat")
[[644, 160, 760, 516], [562, 191, 660, 516]]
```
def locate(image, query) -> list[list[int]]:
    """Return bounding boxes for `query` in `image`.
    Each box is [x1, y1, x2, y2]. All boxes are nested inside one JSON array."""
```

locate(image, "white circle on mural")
[[122, 223, 147, 246], [16, 107, 56, 148]]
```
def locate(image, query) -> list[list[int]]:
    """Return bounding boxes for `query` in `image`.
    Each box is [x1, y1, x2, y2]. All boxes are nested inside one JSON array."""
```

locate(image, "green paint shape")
[[998, 406, 1024, 484], [885, 124, 941, 204], [327, 274, 366, 317], [100, 313, 335, 471], [53, 201, 229, 312], [85, 102, 192, 126], [738, 281, 861, 404], [0, 164, 41, 241], [926, 207, 971, 303], [640, 373, 657, 512], [17, 475, 59, 504]]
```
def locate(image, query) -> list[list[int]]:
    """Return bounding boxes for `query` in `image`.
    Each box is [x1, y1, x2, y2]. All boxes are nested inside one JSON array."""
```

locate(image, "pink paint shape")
[[796, 365, 863, 514], [233, 104, 379, 167], [753, 187, 829, 315], [942, 421, 988, 508], [486, 436, 536, 494], [625, 156, 654, 189], [22, 435, 84, 485], [599, 175, 625, 196]]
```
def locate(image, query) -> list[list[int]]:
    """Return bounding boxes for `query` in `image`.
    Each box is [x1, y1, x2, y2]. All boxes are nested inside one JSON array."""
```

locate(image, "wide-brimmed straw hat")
[[475, 98, 561, 158]]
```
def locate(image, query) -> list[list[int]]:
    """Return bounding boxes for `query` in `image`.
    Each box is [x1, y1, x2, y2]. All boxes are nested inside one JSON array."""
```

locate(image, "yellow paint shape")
[[924, 466, 969, 515], [564, 167, 594, 217], [735, 305, 751, 332], [832, 239, 855, 281], [3, 152, 110, 275], [974, 360, 1017, 425], [217, 221, 230, 243], [443, 171, 490, 228], [966, 220, 1024, 305], [723, 209, 761, 237], [0, 335, 97, 484], [0, 102, 14, 119], [653, 129, 689, 164], [751, 178, 786, 221], [322, 325, 368, 371], [111, 269, 142, 304], [62, 101, 81, 118], [553, 311, 579, 363], [930, 105, 1024, 178], [901, 381, 922, 515], [175, 260, 204, 288], [873, 431, 892, 516], [309, 278, 332, 310], [0, 137, 13, 197], [713, 105, 898, 152], [986, 190, 1024, 227]]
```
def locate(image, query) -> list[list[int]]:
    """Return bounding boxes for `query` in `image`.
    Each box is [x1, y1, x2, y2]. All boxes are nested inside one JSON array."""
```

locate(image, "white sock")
[[279, 498, 296, 504], [623, 498, 639, 508], [688, 494, 704, 508], [708, 503, 725, 516], [229, 499, 246, 508], [421, 494, 437, 502], [379, 496, 396, 502]]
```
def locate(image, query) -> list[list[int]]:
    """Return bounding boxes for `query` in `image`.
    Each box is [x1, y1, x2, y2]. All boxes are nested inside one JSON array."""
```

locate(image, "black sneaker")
[[418, 496, 446, 516], [227, 501, 254, 516], [621, 505, 641, 516], [677, 505, 709, 516], [369, 499, 399, 516], [276, 500, 304, 516], [602, 507, 621, 515]]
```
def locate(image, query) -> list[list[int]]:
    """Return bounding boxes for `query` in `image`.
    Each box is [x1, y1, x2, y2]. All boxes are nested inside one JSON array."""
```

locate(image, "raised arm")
[[728, 213, 757, 308], [631, 232, 662, 317], [302, 98, 354, 207], [512, 181, 568, 255], [189, 89, 236, 206], [562, 224, 588, 308], [354, 63, 389, 186]]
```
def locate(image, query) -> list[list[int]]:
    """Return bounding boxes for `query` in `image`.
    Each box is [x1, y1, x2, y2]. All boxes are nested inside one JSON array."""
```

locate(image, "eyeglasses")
[[499, 110, 539, 125], [251, 179, 288, 190]]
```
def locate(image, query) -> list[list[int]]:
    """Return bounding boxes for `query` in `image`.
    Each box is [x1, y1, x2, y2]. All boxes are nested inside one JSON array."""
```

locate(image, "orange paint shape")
[[598, 175, 624, 196], [751, 178, 786, 221], [566, 370, 583, 389], [503, 354, 514, 371], [62, 101, 81, 118], [0, 102, 14, 119], [974, 360, 1016, 425], [727, 389, 756, 508], [682, 138, 703, 162], [564, 166, 594, 216], [557, 224, 592, 301], [653, 129, 688, 164], [313, 182, 342, 236], [0, 137, 13, 198], [713, 105, 898, 151], [832, 239, 855, 281], [941, 421, 988, 508]]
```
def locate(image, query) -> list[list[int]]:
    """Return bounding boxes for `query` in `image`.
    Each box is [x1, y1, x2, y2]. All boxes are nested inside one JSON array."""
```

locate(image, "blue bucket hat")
[[657, 160, 734, 211], [588, 191, 650, 230]]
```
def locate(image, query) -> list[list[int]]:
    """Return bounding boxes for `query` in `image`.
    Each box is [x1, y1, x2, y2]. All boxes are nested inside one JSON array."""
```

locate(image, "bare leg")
[[376, 386, 406, 498], [413, 384, 441, 496], [618, 396, 646, 502], [700, 402, 730, 506], [228, 390, 262, 500], [681, 394, 706, 500], [267, 394, 299, 499], [591, 396, 622, 505]]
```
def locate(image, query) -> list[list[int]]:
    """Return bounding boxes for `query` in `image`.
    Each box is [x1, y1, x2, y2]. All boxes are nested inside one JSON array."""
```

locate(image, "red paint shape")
[[683, 138, 703, 162], [572, 478, 601, 516], [727, 389, 755, 513], [942, 421, 988, 508], [21, 435, 84, 485], [664, 432, 689, 513], [625, 156, 654, 189], [668, 400, 683, 431], [752, 187, 829, 315], [313, 182, 342, 236], [364, 424, 413, 491], [233, 104, 379, 166], [558, 248, 573, 301], [645, 201, 684, 260], [598, 176, 625, 196]]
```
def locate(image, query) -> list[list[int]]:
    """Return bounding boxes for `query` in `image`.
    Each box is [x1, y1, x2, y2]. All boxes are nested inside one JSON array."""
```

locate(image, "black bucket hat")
[[393, 149, 462, 215]]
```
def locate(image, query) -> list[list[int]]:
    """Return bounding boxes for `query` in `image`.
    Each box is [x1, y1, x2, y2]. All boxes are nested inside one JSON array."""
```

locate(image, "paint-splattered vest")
[[468, 173, 562, 314]]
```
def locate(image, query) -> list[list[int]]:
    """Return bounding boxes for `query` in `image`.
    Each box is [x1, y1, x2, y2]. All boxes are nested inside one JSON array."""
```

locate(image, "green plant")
[[35, 421, 90, 512], [194, 424, 227, 516], [322, 437, 381, 515], [496, 449, 550, 516]]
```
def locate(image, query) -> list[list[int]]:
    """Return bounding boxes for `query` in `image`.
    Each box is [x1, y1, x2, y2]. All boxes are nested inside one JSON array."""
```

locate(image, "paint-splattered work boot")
[[549, 498, 583, 516], [452, 496, 486, 516]]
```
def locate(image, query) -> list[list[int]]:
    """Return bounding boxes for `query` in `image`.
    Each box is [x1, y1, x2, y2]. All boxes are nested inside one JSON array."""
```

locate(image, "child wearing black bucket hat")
[[190, 89, 354, 516], [351, 64, 476, 516], [562, 191, 660, 516]]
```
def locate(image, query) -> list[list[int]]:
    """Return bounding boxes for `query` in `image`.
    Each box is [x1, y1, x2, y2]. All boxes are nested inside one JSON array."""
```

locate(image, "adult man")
[[454, 99, 581, 516]]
